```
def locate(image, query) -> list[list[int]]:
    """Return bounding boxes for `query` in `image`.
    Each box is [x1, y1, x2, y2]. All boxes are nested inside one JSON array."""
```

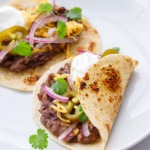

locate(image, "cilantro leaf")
[[112, 47, 120, 52], [37, 3, 53, 13], [29, 129, 48, 150], [51, 78, 68, 95], [57, 21, 67, 39], [13, 40, 32, 56], [67, 7, 82, 20]]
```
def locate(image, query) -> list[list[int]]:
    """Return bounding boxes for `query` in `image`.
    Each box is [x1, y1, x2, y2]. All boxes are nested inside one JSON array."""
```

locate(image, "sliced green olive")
[[72, 97, 79, 104], [63, 113, 79, 122], [63, 90, 77, 98], [62, 101, 74, 113], [102, 49, 119, 57], [0, 26, 28, 53], [63, 91, 79, 110], [63, 106, 79, 122]]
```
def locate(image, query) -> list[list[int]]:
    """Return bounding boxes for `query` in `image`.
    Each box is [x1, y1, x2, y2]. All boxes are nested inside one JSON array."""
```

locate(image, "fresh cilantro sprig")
[[13, 40, 32, 56], [51, 78, 68, 95], [29, 129, 48, 150], [66, 7, 82, 20], [57, 21, 67, 39], [37, 3, 53, 13]]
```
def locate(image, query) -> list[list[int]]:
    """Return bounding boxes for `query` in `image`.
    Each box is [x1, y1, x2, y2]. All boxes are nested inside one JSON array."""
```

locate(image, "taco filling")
[[0, 2, 83, 72], [38, 62, 100, 144]]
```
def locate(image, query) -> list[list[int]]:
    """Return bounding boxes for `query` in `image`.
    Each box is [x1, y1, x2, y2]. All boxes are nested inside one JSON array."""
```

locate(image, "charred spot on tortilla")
[[85, 93, 89, 97], [119, 95, 123, 102], [102, 65, 121, 92], [93, 63, 98, 68], [89, 81, 99, 93], [79, 81, 87, 90], [108, 96, 114, 103], [105, 124, 110, 133], [111, 96, 123, 113], [98, 98, 101, 102], [88, 41, 96, 52], [24, 75, 40, 85], [83, 72, 89, 80], [113, 100, 121, 113]]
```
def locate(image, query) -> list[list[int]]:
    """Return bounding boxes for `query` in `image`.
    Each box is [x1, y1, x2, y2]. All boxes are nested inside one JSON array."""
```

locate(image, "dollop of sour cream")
[[71, 52, 100, 81], [0, 6, 24, 32]]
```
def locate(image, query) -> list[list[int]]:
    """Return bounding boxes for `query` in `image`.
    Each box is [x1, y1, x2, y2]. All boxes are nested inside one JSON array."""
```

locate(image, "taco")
[[32, 52, 138, 149], [0, 0, 101, 91]]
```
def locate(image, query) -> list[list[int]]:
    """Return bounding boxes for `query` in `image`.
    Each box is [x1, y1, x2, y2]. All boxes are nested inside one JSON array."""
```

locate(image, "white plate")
[[0, 0, 150, 150]]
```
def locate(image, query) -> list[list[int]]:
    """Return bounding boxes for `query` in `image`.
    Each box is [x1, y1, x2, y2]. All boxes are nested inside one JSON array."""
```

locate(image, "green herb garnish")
[[37, 3, 53, 13], [51, 78, 68, 95], [56, 21, 67, 39], [66, 7, 82, 20], [78, 105, 88, 123], [13, 40, 32, 56], [29, 129, 48, 150]]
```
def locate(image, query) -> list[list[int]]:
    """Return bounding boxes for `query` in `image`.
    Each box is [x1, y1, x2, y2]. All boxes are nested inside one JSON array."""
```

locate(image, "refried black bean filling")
[[0, 44, 65, 72], [38, 63, 100, 144]]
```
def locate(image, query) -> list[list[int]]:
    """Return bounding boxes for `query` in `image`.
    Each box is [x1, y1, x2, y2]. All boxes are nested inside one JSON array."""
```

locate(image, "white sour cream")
[[71, 52, 100, 81], [0, 6, 24, 32]]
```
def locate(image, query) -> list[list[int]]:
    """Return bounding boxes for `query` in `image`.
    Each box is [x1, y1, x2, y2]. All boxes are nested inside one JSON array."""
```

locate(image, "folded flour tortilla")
[[32, 54, 138, 149]]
